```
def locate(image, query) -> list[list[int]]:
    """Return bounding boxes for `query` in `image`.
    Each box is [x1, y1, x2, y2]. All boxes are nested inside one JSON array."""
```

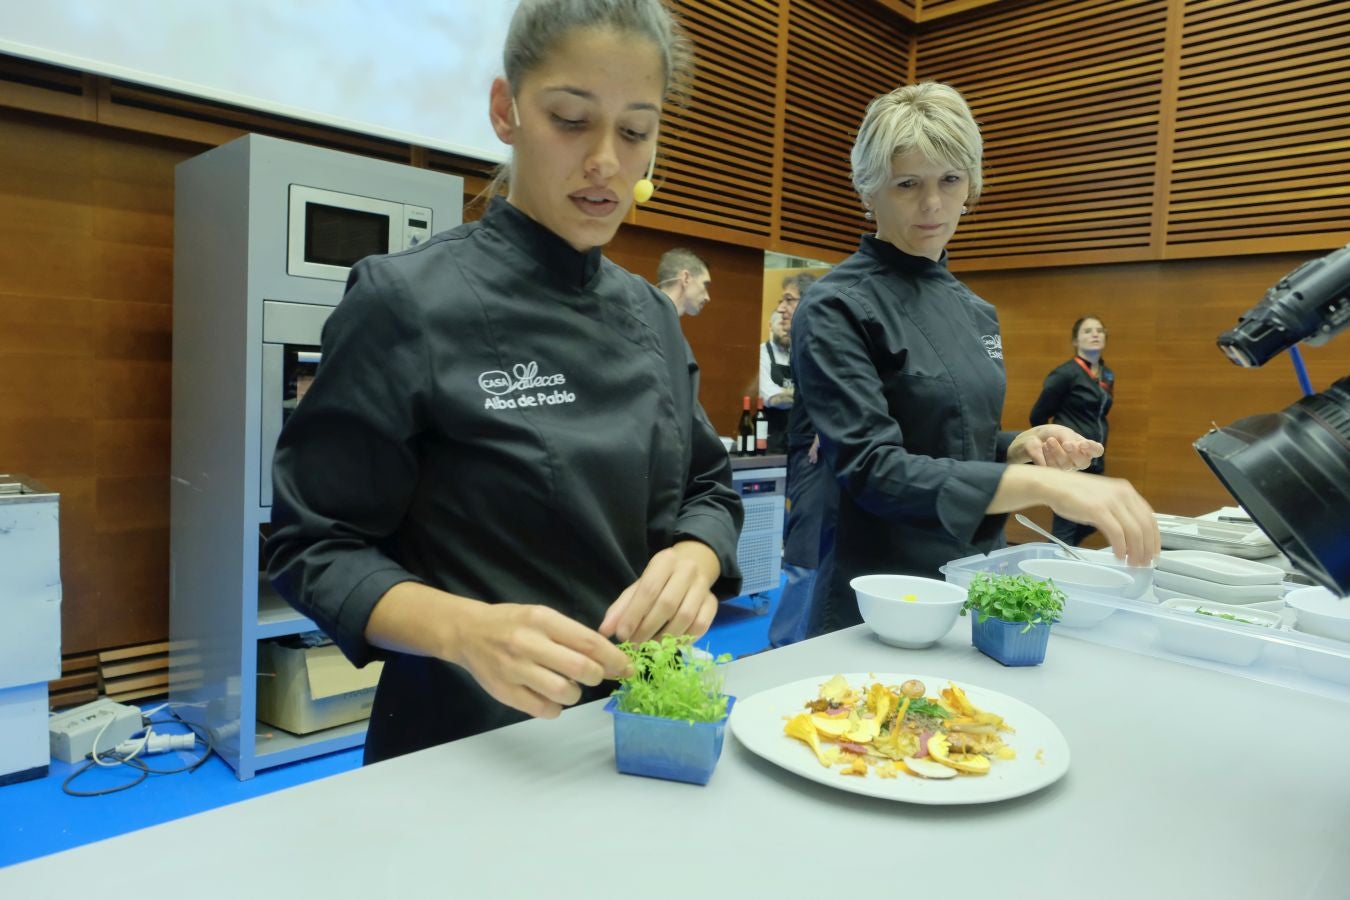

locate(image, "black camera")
[[1196, 244, 1350, 596]]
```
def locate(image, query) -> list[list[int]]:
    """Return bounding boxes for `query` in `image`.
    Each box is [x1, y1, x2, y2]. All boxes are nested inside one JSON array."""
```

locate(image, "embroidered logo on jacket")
[[981, 334, 1004, 360], [478, 361, 576, 410]]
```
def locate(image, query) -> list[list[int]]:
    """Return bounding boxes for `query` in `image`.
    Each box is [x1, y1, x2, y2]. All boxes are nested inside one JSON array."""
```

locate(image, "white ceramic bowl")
[[1017, 558, 1134, 628], [1054, 548, 1154, 599], [1286, 586, 1350, 642], [1155, 598, 1281, 666], [852, 574, 966, 649]]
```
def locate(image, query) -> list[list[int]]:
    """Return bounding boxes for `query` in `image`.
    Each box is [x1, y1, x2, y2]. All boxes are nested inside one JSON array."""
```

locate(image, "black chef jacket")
[[1030, 357, 1114, 474], [791, 234, 1013, 635], [265, 198, 743, 763]]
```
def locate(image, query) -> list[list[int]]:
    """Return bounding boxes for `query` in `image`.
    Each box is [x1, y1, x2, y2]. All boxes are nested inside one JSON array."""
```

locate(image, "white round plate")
[[730, 672, 1070, 805]]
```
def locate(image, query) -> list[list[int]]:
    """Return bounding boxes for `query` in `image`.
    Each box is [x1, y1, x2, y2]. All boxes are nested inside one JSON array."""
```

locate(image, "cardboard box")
[[256, 641, 383, 735]]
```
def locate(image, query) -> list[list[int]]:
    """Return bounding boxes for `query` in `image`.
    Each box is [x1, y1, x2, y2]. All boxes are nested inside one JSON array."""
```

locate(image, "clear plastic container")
[[604, 695, 735, 786], [941, 543, 1350, 704]]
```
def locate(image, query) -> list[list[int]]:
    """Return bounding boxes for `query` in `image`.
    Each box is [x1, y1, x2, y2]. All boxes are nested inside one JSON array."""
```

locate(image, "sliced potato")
[[810, 713, 853, 737], [900, 756, 957, 779], [943, 753, 991, 775], [843, 717, 880, 744]]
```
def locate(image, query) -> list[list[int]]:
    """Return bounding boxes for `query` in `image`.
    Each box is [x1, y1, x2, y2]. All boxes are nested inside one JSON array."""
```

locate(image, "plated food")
[[730, 672, 1070, 804], [783, 674, 1014, 780]]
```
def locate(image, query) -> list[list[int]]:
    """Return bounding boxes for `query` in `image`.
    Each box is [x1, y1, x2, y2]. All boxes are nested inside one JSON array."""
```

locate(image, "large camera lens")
[[1194, 377, 1350, 595], [1216, 246, 1350, 369]]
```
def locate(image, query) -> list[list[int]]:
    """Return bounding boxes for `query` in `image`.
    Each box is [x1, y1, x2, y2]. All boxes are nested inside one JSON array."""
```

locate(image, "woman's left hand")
[[1008, 424, 1103, 470], [599, 542, 721, 644]]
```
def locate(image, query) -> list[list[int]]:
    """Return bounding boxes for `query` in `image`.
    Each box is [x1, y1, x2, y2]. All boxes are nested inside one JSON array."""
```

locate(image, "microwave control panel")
[[402, 206, 432, 249]]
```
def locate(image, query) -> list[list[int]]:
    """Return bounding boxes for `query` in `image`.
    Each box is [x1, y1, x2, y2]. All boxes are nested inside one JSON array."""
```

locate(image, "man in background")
[[759, 272, 818, 453], [767, 270, 837, 648], [656, 248, 713, 317]]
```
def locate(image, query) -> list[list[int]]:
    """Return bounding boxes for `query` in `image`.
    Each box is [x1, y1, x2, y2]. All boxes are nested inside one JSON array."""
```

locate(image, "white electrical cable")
[[89, 710, 127, 768]]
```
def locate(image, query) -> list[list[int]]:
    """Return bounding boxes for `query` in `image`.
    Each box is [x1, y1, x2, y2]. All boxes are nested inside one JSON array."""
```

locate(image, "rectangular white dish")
[[1156, 550, 1286, 586], [1155, 599, 1283, 666], [1154, 569, 1287, 605], [1154, 514, 1276, 559]]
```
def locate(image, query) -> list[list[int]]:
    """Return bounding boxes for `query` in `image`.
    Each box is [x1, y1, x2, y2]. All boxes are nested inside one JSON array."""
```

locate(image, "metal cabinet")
[[169, 135, 462, 778], [0, 476, 61, 785]]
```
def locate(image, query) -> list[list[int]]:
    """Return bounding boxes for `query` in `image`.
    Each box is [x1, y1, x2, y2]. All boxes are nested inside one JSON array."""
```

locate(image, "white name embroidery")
[[981, 334, 1004, 360], [478, 361, 575, 410]]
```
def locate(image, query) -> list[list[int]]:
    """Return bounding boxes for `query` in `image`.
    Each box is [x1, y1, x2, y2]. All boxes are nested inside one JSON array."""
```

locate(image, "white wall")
[[0, 0, 518, 162]]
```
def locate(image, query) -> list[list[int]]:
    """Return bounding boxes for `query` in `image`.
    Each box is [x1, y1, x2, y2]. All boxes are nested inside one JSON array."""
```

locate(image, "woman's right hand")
[[990, 466, 1160, 566], [365, 583, 633, 721], [449, 601, 634, 720]]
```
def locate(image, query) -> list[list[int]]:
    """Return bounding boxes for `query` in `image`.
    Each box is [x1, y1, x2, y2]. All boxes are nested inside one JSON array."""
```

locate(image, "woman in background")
[[1031, 316, 1115, 546], [791, 82, 1158, 637], [266, 0, 742, 764]]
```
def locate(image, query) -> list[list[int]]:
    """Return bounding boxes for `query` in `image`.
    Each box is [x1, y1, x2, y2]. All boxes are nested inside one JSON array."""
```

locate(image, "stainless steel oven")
[[260, 300, 333, 507]]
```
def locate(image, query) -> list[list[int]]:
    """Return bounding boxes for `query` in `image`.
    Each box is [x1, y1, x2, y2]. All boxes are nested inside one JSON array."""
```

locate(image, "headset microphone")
[[633, 143, 657, 204]]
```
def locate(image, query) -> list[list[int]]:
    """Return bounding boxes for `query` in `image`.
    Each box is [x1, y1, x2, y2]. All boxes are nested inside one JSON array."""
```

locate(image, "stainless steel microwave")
[[287, 184, 432, 282]]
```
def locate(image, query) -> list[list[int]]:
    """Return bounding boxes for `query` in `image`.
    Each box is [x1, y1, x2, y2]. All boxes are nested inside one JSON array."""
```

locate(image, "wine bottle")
[[737, 396, 755, 455], [755, 397, 769, 455]]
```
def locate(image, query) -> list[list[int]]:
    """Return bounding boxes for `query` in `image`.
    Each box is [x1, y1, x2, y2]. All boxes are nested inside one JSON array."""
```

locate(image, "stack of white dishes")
[[1154, 514, 1277, 560], [1154, 550, 1286, 605]]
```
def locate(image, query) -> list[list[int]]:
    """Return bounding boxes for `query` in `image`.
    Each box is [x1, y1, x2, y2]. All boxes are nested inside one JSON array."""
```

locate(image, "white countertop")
[[4, 620, 1350, 899]]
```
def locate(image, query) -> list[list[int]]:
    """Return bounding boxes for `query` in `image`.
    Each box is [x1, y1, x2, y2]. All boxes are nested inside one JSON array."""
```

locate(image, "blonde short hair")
[[850, 82, 983, 211]]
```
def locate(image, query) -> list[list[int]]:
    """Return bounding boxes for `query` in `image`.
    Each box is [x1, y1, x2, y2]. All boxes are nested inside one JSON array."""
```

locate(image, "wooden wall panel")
[[0, 109, 198, 655], [779, 1, 911, 255], [1166, 0, 1350, 250], [638, 0, 779, 242], [919, 0, 1168, 266]]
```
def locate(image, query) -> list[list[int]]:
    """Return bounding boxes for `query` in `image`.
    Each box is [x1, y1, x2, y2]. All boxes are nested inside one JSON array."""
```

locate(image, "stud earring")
[[960, 205, 969, 215], [863, 209, 874, 221]]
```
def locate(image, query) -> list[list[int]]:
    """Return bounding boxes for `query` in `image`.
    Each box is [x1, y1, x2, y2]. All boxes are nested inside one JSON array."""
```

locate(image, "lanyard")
[[1073, 356, 1112, 393]]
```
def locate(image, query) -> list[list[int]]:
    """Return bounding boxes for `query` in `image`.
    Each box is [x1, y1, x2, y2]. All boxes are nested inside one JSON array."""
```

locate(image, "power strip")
[[113, 732, 197, 756], [48, 698, 143, 763]]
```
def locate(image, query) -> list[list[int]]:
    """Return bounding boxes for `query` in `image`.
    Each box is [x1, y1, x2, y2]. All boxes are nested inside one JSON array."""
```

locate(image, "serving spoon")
[[1014, 513, 1091, 562]]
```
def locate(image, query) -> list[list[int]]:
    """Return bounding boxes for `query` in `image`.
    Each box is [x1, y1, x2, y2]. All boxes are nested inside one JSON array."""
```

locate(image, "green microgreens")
[[904, 697, 950, 720], [1193, 608, 1261, 626], [960, 571, 1065, 633], [613, 634, 732, 724]]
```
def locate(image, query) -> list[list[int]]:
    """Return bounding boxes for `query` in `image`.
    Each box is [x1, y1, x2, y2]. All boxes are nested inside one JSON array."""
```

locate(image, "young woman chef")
[[266, 0, 743, 764]]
